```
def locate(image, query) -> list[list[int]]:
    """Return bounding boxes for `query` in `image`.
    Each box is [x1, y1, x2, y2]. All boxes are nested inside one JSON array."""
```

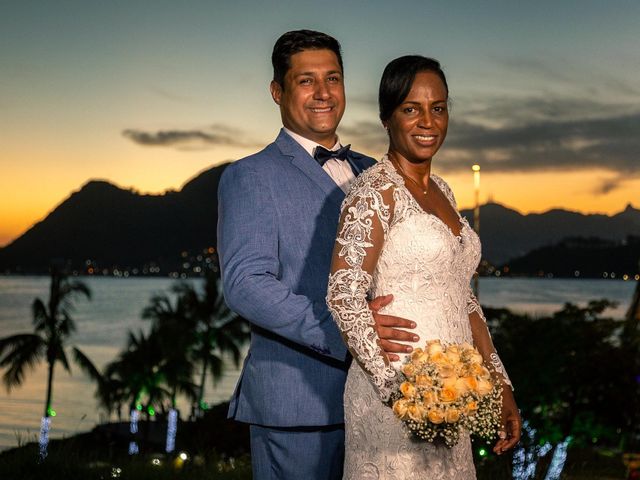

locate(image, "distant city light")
[[179, 452, 188, 461]]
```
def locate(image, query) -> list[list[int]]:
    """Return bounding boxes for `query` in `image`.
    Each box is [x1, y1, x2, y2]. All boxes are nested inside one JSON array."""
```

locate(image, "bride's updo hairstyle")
[[379, 55, 448, 123]]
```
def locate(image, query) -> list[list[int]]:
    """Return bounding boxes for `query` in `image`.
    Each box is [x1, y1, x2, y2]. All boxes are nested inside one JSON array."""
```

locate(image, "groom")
[[218, 30, 417, 479]]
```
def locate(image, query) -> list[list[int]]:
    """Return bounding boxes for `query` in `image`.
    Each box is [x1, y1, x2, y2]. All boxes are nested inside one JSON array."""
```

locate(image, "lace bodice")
[[327, 156, 484, 401]]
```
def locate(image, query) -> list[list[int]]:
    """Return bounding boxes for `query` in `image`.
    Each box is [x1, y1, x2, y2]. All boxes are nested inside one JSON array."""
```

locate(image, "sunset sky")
[[1, 0, 639, 247]]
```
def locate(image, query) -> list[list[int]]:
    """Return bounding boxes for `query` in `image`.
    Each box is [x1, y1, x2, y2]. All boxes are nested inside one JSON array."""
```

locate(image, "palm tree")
[[104, 330, 170, 416], [0, 267, 95, 414], [141, 290, 199, 452], [0, 267, 95, 458], [175, 270, 250, 416], [141, 292, 198, 410]]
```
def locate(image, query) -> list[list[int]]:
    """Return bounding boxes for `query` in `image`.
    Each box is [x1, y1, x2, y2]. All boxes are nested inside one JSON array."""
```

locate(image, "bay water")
[[0, 276, 635, 451]]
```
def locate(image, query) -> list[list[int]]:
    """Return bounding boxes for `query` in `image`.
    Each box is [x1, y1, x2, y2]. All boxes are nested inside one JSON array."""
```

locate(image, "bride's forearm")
[[468, 309, 513, 390]]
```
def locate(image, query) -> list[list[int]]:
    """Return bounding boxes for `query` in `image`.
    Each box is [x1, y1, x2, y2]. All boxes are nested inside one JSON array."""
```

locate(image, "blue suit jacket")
[[218, 129, 376, 427]]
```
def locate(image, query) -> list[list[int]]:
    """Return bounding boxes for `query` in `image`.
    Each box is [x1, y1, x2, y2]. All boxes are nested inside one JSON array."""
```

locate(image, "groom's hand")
[[369, 294, 419, 362]]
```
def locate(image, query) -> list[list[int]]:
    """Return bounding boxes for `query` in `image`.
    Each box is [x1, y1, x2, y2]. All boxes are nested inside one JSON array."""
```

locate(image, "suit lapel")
[[275, 130, 345, 208]]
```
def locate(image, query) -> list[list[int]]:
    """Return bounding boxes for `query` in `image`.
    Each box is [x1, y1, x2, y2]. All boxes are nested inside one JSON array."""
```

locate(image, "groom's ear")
[[270, 80, 282, 105]]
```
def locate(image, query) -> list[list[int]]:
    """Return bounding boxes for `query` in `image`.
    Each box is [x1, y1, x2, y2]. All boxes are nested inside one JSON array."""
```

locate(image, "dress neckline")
[[381, 155, 467, 241]]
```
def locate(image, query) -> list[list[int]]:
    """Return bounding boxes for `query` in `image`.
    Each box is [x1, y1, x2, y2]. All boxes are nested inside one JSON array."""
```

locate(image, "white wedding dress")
[[327, 156, 485, 479]]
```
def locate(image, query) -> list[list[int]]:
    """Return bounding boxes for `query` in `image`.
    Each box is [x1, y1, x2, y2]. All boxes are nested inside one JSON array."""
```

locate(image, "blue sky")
[[1, 0, 639, 245]]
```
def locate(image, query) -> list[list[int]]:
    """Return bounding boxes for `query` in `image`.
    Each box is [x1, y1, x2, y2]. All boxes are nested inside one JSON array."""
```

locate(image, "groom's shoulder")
[[223, 140, 283, 177]]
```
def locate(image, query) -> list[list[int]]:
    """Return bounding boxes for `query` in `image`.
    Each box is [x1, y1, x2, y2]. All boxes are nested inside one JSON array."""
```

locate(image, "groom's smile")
[[270, 48, 346, 148]]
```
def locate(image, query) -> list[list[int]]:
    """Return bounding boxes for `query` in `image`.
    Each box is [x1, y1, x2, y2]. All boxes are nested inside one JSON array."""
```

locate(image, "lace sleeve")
[[431, 174, 457, 209], [467, 289, 513, 389], [326, 176, 398, 402]]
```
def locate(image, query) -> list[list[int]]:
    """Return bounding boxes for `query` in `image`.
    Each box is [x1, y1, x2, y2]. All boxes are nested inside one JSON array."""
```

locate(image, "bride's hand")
[[493, 386, 521, 455], [369, 294, 419, 362]]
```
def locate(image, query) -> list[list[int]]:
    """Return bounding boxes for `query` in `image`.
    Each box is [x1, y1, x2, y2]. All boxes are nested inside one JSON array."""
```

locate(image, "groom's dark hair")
[[272, 30, 343, 89]]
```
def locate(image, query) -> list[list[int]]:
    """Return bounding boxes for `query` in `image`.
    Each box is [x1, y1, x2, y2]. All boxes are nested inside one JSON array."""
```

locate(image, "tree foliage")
[[485, 299, 640, 449], [0, 267, 95, 418]]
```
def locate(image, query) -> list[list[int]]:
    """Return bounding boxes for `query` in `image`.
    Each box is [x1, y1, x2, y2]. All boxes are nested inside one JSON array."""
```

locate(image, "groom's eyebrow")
[[295, 70, 342, 77]]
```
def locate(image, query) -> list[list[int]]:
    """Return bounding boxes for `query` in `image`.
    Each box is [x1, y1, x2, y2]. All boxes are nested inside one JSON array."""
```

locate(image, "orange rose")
[[415, 374, 432, 387], [426, 340, 444, 356], [411, 349, 430, 364], [393, 399, 409, 419], [463, 376, 479, 392], [402, 363, 416, 378], [454, 378, 470, 395], [442, 377, 457, 390], [478, 366, 491, 380], [439, 387, 458, 403], [427, 408, 445, 424], [445, 346, 461, 364], [466, 400, 479, 414], [445, 408, 461, 423], [400, 381, 417, 399], [408, 404, 425, 422], [439, 364, 456, 378], [469, 351, 483, 365], [460, 342, 474, 353], [422, 390, 437, 405], [477, 379, 493, 396], [430, 352, 449, 366]]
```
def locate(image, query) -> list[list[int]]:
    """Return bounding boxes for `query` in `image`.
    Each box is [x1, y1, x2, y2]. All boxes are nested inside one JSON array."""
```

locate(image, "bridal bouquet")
[[391, 340, 502, 447]]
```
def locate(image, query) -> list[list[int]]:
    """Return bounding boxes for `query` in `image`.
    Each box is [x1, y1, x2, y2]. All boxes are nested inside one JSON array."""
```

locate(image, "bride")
[[327, 56, 521, 479]]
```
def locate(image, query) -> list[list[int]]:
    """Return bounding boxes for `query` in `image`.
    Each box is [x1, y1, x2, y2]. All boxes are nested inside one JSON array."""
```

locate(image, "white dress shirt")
[[283, 128, 356, 194]]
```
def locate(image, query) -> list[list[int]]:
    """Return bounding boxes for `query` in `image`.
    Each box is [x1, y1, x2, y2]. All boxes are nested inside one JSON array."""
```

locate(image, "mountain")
[[501, 236, 640, 278], [1, 164, 639, 273], [0, 163, 229, 273], [460, 203, 640, 264]]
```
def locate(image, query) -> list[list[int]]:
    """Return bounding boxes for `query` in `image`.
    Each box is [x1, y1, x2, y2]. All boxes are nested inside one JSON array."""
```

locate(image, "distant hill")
[[0, 163, 229, 274], [499, 236, 640, 278], [1, 162, 639, 273], [460, 203, 640, 264]]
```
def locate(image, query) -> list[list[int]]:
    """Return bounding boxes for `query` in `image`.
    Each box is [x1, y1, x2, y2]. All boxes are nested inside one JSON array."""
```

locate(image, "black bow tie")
[[313, 144, 352, 166]]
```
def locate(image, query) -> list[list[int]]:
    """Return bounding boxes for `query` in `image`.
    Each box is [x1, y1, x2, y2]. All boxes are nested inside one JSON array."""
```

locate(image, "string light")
[[166, 409, 178, 453], [512, 421, 563, 480], [129, 409, 139, 456], [128, 442, 139, 455], [130, 409, 139, 434], [38, 416, 51, 461], [543, 436, 572, 480]]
